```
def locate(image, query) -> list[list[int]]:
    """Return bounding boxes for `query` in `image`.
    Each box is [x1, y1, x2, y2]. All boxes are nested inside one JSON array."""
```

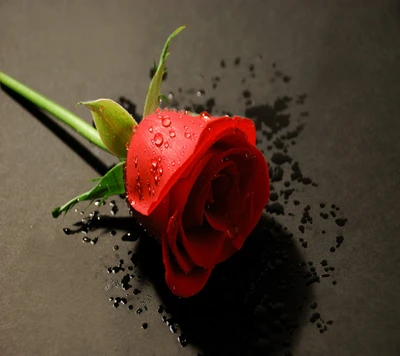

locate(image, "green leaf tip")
[[143, 25, 186, 118], [52, 162, 126, 218], [77, 99, 138, 159]]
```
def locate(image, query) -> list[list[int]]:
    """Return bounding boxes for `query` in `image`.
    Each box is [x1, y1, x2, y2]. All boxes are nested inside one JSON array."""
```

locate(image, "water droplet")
[[158, 167, 163, 175], [169, 130, 176, 138], [168, 92, 174, 99], [149, 126, 153, 133], [185, 132, 191, 139], [172, 161, 175, 166], [151, 158, 158, 169], [154, 133, 164, 146], [184, 125, 188, 130], [134, 155, 138, 167], [164, 142, 169, 148], [162, 117, 171, 127]]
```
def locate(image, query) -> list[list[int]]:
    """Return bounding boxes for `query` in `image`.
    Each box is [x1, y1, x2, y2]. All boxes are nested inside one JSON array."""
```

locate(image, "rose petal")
[[215, 239, 238, 264], [179, 225, 225, 269], [166, 210, 195, 273], [162, 232, 212, 298], [205, 174, 241, 232], [126, 109, 258, 216]]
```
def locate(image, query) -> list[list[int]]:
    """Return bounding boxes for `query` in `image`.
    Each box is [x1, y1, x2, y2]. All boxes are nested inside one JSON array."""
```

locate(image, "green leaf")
[[52, 162, 125, 218], [143, 26, 186, 117], [77, 99, 138, 158]]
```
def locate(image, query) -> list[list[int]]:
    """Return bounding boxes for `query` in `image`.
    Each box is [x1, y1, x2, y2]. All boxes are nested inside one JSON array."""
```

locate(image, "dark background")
[[0, 1, 399, 355]]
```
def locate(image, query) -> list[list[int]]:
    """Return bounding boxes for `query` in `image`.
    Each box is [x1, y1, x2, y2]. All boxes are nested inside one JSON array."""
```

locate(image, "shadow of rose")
[[137, 213, 312, 356]]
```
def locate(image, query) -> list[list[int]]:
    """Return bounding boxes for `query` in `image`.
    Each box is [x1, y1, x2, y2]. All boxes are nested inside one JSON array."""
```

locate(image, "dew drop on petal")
[[134, 155, 138, 167], [164, 142, 169, 148], [185, 132, 191, 139], [151, 158, 158, 169], [162, 117, 171, 127], [184, 125, 188, 130], [158, 167, 163, 175], [154, 133, 164, 146], [169, 130, 176, 138], [149, 126, 153, 133]]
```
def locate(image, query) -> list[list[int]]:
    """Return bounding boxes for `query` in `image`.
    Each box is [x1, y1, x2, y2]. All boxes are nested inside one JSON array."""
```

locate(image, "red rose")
[[125, 108, 270, 297]]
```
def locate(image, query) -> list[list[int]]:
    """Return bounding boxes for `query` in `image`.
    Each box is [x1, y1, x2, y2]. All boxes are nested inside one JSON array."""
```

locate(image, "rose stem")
[[0, 72, 108, 151]]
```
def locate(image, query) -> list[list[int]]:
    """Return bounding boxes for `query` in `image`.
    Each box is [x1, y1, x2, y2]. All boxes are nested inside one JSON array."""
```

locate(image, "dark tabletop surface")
[[1, 1, 399, 355]]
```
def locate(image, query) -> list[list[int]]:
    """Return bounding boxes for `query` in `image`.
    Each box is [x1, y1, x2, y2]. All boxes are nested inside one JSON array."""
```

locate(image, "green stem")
[[0, 72, 108, 151]]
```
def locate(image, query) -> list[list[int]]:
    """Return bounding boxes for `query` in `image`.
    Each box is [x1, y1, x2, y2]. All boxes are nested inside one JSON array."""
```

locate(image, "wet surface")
[[1, 1, 400, 356]]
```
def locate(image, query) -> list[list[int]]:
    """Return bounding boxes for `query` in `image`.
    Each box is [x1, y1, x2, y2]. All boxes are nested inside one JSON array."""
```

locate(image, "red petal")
[[165, 210, 195, 273], [162, 232, 212, 298], [125, 109, 258, 216], [215, 239, 238, 264], [179, 225, 225, 269]]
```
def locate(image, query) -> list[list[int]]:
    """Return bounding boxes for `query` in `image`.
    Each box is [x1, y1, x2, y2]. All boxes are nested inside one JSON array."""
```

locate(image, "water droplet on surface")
[[151, 158, 158, 169], [63, 228, 73, 235], [134, 155, 138, 167], [149, 126, 153, 133], [184, 125, 188, 130], [142, 323, 148, 330], [185, 132, 191, 139], [164, 142, 169, 148], [154, 133, 164, 146], [169, 130, 176, 138]]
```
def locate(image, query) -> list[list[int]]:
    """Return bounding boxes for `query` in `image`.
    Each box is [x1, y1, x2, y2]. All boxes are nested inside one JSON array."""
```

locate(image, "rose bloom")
[[125, 109, 270, 297]]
